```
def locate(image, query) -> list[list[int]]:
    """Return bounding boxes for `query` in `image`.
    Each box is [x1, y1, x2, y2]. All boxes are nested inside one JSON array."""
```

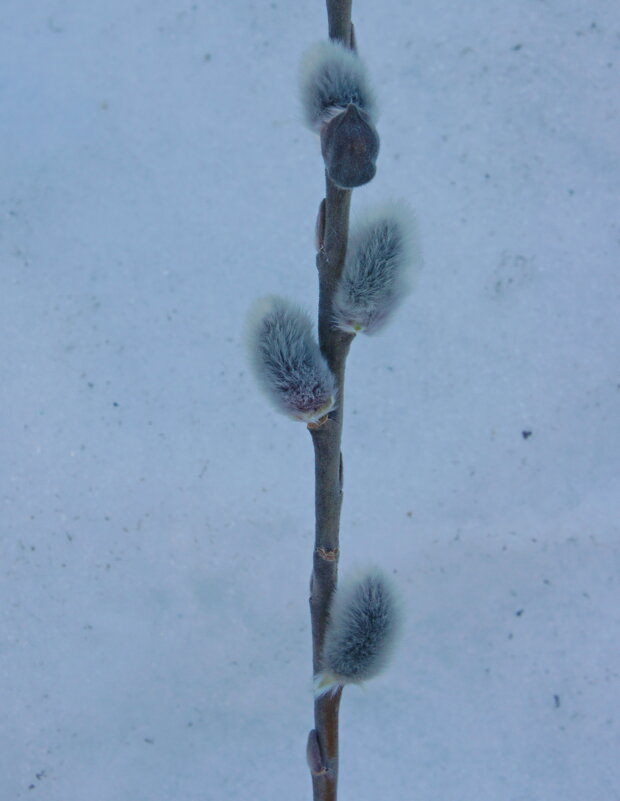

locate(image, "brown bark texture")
[[307, 4, 357, 800]]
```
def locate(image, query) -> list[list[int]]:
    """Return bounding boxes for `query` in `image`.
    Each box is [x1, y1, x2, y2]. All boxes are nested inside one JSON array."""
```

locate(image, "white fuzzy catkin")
[[333, 201, 421, 335], [299, 40, 377, 132], [315, 568, 402, 696], [246, 296, 337, 422]]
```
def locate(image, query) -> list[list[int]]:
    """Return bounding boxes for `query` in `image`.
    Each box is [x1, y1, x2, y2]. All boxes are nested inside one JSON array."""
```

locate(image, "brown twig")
[[326, 0, 353, 44], [306, 4, 356, 800]]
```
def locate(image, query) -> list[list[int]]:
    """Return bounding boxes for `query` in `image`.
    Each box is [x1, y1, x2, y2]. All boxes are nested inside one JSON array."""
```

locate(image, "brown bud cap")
[[320, 104, 380, 189], [306, 729, 327, 776]]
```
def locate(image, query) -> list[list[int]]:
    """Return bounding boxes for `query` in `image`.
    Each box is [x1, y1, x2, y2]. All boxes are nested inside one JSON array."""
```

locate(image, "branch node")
[[306, 729, 328, 776], [316, 547, 340, 562], [307, 414, 329, 430]]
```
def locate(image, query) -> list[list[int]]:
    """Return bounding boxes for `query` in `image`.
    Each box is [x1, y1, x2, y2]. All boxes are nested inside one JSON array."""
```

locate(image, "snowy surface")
[[1, 1, 619, 799]]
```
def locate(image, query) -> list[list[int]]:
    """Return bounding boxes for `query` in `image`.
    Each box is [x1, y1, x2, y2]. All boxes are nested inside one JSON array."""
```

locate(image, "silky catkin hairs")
[[299, 40, 377, 132], [333, 201, 421, 334], [316, 568, 402, 695], [246, 295, 337, 423]]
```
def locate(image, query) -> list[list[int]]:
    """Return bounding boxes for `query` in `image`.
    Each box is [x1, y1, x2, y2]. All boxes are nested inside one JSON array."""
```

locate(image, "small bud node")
[[306, 729, 327, 776], [307, 413, 330, 431], [316, 547, 339, 561]]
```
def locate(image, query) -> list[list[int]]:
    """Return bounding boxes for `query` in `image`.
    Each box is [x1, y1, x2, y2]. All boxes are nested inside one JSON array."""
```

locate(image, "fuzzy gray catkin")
[[299, 40, 377, 132], [333, 201, 421, 335], [299, 40, 380, 189], [246, 296, 337, 423], [315, 568, 402, 695]]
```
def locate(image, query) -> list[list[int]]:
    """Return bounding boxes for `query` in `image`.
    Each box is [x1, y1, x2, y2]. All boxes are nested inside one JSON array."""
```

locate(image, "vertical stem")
[[307, 6, 354, 800], [308, 179, 354, 801], [307, 85, 355, 801], [326, 0, 353, 43]]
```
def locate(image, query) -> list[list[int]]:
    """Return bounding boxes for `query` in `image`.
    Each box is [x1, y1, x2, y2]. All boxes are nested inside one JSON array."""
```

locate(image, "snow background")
[[1, 0, 619, 799]]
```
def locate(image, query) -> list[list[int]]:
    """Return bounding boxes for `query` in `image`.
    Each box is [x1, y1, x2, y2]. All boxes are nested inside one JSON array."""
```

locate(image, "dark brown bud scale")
[[320, 104, 380, 189]]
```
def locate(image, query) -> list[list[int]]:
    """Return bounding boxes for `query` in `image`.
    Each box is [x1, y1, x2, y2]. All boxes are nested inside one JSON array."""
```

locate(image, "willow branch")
[[307, 183, 354, 801], [307, 5, 355, 801]]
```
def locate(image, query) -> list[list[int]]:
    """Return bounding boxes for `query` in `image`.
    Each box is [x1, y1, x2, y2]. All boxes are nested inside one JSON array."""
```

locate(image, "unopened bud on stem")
[[321, 103, 379, 189]]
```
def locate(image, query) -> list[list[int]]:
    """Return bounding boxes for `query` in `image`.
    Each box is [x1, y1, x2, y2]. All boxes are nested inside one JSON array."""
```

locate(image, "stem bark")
[[307, 8, 355, 799]]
